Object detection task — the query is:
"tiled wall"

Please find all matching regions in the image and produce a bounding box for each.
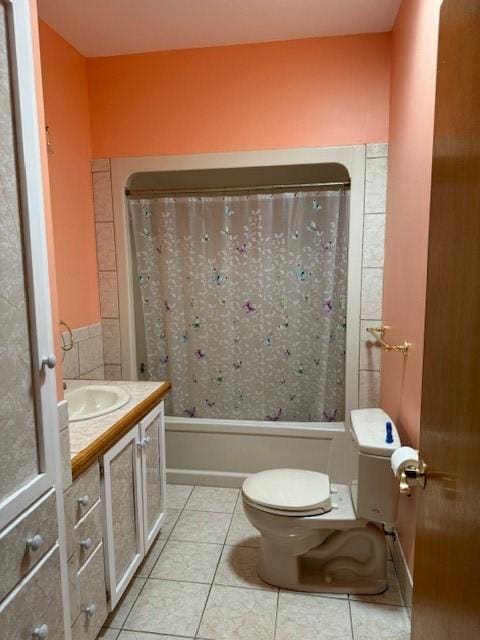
[62,322,105,380]
[92,159,123,380]
[359,143,388,408]
[91,146,388,405]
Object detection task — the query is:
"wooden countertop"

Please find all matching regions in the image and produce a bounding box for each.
[68,380,171,480]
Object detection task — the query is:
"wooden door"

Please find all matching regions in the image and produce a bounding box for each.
[139,402,166,552]
[102,427,144,608]
[411,2,480,638]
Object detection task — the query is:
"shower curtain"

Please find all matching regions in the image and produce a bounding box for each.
[129,190,348,422]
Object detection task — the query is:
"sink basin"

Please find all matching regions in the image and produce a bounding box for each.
[65,385,131,422]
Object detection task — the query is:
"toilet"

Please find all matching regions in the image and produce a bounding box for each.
[242,408,400,594]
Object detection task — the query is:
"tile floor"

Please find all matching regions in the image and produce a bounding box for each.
[99,484,411,640]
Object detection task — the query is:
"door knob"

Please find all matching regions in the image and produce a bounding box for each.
[399,459,427,496]
[77,495,90,507]
[32,624,48,639]
[80,537,92,550]
[41,355,56,369]
[26,534,44,551]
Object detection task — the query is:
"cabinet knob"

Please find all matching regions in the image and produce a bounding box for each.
[85,604,96,618]
[32,624,48,639]
[80,537,92,550]
[137,435,151,448]
[77,495,90,507]
[41,355,56,370]
[26,534,44,552]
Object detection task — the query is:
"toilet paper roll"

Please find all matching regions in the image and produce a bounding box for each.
[391,446,419,478]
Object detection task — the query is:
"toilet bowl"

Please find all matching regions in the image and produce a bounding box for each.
[242,408,400,594]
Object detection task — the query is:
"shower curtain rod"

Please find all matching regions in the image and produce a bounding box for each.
[125,181,350,198]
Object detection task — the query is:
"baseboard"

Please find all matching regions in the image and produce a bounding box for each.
[388,531,413,610]
[167,468,248,488]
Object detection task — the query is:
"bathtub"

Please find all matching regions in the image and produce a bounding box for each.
[165,417,352,488]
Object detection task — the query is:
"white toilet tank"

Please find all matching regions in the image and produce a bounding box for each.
[350,409,400,525]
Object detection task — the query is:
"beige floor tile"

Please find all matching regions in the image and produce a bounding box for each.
[350,601,411,640]
[124,579,209,637]
[214,545,276,591]
[166,483,193,509]
[185,486,239,513]
[226,512,260,547]
[350,562,404,606]
[105,578,146,629]
[135,536,167,578]
[150,540,222,583]
[235,493,245,513]
[159,509,181,539]
[119,632,192,640]
[198,585,277,640]
[276,592,352,640]
[170,510,232,544]
[97,630,120,640]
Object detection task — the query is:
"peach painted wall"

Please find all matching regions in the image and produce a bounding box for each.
[381,0,442,573]
[39,20,100,330]
[30,2,63,397]
[87,33,391,159]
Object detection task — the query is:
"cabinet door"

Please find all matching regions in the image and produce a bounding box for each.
[0,0,58,529]
[102,427,143,608]
[139,402,166,552]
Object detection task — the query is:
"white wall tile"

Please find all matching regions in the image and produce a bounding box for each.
[91,158,110,172]
[363,214,386,268]
[366,143,388,158]
[63,342,80,379]
[360,320,382,371]
[78,334,104,375]
[102,318,121,364]
[80,365,105,380]
[96,222,116,270]
[359,370,381,408]
[365,157,388,213]
[99,271,119,318]
[361,268,383,319]
[104,364,122,380]
[93,171,113,221]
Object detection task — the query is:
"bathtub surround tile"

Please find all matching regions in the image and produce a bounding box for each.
[275,592,352,640]
[171,510,232,544]
[359,370,381,409]
[80,365,105,380]
[361,268,383,319]
[350,601,411,640]
[199,584,277,640]
[105,577,146,629]
[226,512,261,547]
[68,322,102,343]
[159,508,181,539]
[63,342,80,379]
[366,143,388,158]
[350,562,403,607]
[136,536,167,578]
[124,579,209,637]
[359,320,382,371]
[93,170,114,221]
[91,158,110,173]
[166,483,194,509]
[99,271,119,318]
[185,485,239,513]
[78,333,104,376]
[365,157,388,213]
[103,318,121,365]
[151,540,222,583]
[105,364,122,380]
[214,545,276,591]
[96,222,117,271]
[362,214,386,268]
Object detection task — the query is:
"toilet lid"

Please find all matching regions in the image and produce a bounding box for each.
[242,469,332,513]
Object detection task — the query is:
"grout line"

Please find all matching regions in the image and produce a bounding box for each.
[348,598,355,640]
[273,589,280,640]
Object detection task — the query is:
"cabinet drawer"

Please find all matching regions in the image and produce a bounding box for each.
[75,499,102,569]
[77,541,107,640]
[0,489,58,602]
[0,546,64,639]
[73,462,101,523]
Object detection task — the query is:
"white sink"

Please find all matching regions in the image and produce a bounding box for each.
[65,385,131,422]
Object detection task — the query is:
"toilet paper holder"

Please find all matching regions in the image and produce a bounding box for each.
[399,460,427,496]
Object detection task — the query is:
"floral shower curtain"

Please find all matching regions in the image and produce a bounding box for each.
[129,190,348,422]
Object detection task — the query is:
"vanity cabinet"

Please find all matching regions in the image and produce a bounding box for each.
[102,402,166,608]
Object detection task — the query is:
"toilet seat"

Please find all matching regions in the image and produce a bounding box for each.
[242,468,332,516]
